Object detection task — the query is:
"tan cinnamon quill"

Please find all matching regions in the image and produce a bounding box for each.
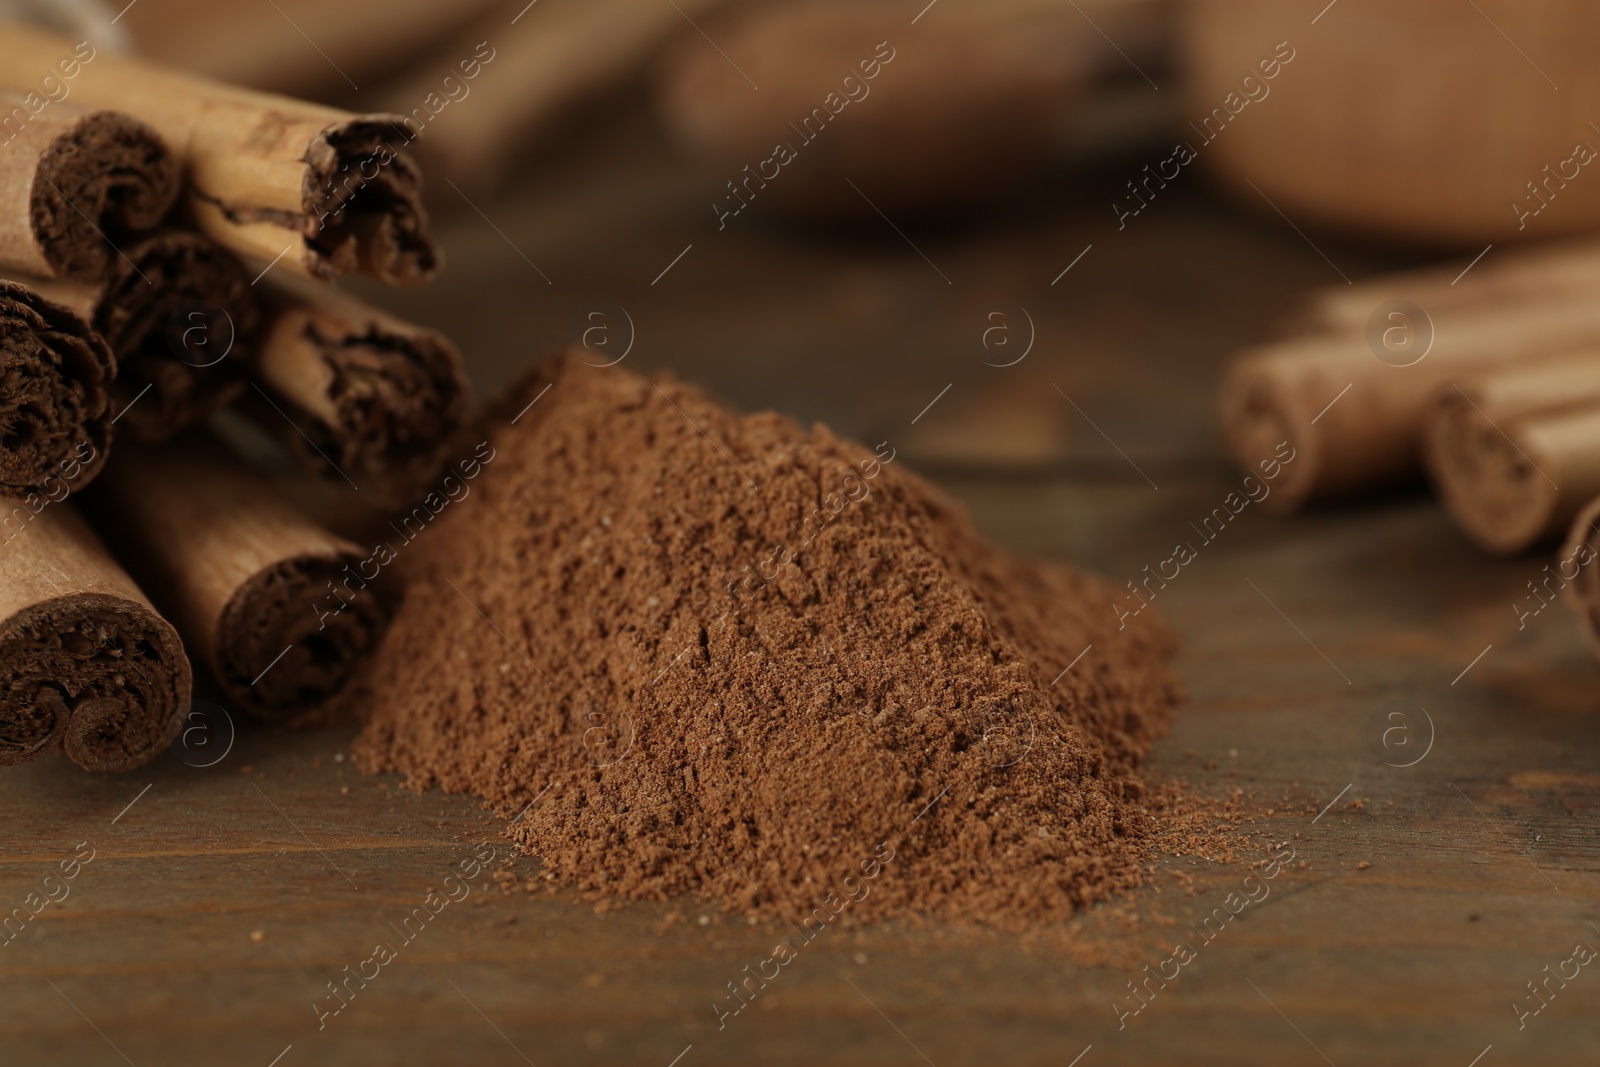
[0,279,112,498]
[1218,299,1600,512]
[0,24,438,287]
[247,277,466,497]
[0,504,190,771]
[1300,241,1600,335]
[15,232,260,441]
[1563,497,1600,661]
[81,435,395,720]
[1424,353,1600,554]
[0,96,179,281]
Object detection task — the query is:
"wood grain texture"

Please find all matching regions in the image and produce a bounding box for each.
[3,93,1597,1065]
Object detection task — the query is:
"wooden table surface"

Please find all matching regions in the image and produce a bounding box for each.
[5,103,1599,1067]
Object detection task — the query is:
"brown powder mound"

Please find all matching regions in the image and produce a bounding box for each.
[351,352,1182,927]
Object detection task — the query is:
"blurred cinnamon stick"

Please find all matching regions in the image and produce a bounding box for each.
[1218,300,1600,512]
[0,503,190,771]
[0,24,438,286]
[1563,498,1600,659]
[381,0,730,189]
[0,95,178,281]
[81,435,395,720]
[121,0,503,98]
[1300,241,1600,334]
[654,0,1155,218]
[15,232,259,441]
[1423,353,1600,554]
[0,279,112,498]
[247,276,466,497]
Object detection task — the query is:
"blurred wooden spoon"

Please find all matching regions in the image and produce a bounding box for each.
[1184,0,1600,245]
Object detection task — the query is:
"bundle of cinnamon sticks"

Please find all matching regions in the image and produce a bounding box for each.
[1216,238,1600,661]
[0,26,470,771]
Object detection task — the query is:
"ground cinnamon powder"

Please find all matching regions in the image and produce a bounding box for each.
[351,352,1182,926]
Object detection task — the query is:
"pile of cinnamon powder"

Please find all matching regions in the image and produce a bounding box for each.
[351,352,1182,926]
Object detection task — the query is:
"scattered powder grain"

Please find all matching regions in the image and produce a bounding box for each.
[350,352,1183,927]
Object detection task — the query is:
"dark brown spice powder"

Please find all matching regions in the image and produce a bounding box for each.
[351,352,1183,927]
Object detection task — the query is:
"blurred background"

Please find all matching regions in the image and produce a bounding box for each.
[23,0,1584,475]
[8,1,1600,1064]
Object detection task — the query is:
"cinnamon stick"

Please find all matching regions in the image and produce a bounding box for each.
[653,0,1153,218]
[1562,497,1600,660]
[16,231,260,441]
[1217,299,1600,512]
[124,0,502,99]
[0,503,191,771]
[1423,353,1600,554]
[0,24,438,287]
[1300,240,1600,334]
[0,279,112,498]
[246,277,467,496]
[81,435,395,720]
[0,96,179,281]
[381,0,730,188]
